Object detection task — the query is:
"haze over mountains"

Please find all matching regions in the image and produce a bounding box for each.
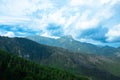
[26,35,120,56]
[0,36,120,80]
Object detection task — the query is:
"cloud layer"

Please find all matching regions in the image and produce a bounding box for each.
[0,0,120,46]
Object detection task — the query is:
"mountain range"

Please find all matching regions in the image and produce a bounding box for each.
[26,35,120,56]
[0,36,120,80]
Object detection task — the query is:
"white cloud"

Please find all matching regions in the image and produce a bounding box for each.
[4,32,15,37]
[0,31,15,37]
[79,38,104,45]
[70,0,118,7]
[100,0,111,4]
[0,0,31,16]
[0,16,30,24]
[41,32,59,39]
[106,24,120,42]
[70,0,94,7]
[0,0,120,44]
[75,17,99,30]
[0,0,54,19]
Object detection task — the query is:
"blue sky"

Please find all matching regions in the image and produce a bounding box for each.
[0,0,120,47]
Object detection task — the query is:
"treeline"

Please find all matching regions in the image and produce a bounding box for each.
[0,49,90,80]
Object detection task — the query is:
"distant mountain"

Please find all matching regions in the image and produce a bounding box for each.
[26,35,119,56]
[116,47,120,57]
[0,49,89,80]
[0,36,120,80]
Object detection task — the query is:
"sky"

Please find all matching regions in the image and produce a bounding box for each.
[0,0,120,47]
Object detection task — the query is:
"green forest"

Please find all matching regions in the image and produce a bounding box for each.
[0,49,90,80]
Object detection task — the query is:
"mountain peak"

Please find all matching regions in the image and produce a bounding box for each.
[60,35,73,40]
[57,35,74,43]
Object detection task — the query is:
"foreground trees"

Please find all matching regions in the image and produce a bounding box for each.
[0,50,89,80]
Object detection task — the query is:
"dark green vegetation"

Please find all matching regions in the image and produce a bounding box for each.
[26,35,120,56]
[0,36,120,80]
[0,49,89,80]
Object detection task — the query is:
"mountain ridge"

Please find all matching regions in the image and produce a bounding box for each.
[0,36,120,80]
[26,35,119,56]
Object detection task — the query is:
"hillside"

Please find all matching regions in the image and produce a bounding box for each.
[0,36,120,80]
[0,49,89,80]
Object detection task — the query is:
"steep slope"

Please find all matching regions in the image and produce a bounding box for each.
[0,49,89,80]
[0,36,120,80]
[40,52,120,80]
[26,35,119,56]
[0,36,56,61]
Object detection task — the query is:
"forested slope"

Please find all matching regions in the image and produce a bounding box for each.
[0,49,89,80]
